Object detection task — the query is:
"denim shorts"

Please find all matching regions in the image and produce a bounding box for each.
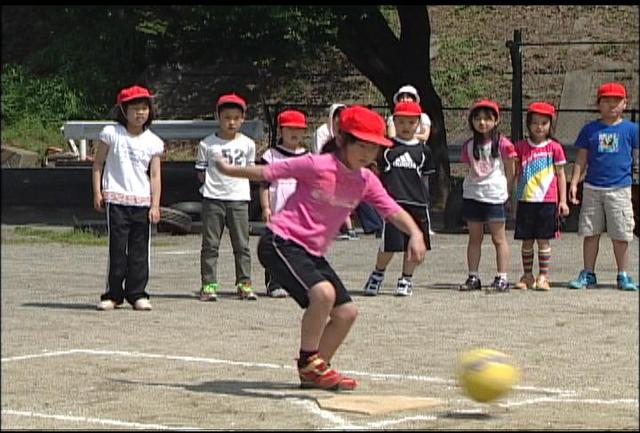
[462,198,507,223]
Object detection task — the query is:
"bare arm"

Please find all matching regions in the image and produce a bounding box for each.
[386,116,396,138]
[148,154,161,224]
[555,165,570,217]
[91,141,109,212]
[504,156,516,193]
[414,124,431,142]
[569,148,588,204]
[215,156,266,181]
[259,184,272,222]
[633,148,639,182]
[385,209,426,264]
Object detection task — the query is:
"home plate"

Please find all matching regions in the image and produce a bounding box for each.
[317,394,444,415]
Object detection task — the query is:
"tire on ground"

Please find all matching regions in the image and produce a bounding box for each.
[169,201,202,222]
[158,207,192,234]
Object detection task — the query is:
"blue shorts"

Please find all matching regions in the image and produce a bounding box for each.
[462,198,507,223]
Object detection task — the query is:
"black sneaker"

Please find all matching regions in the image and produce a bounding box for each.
[460,275,481,291]
[488,276,510,292]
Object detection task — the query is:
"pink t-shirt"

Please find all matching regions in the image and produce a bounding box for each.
[514,138,566,203]
[264,153,402,256]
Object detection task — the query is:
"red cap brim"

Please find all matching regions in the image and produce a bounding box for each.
[350,130,393,147]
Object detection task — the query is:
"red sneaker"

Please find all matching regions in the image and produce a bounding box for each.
[297,354,357,391]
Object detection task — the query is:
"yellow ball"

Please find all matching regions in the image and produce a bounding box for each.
[457,348,520,403]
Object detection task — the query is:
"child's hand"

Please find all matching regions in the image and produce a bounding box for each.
[568,184,580,205]
[406,234,426,264]
[558,202,570,217]
[149,206,161,224]
[213,151,231,174]
[262,208,272,223]
[93,192,104,212]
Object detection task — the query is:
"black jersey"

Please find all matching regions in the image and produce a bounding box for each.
[378,138,435,206]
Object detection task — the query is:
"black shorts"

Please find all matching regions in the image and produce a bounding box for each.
[514,201,559,240]
[380,204,431,253]
[257,229,352,309]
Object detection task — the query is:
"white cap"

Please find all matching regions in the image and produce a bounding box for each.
[393,85,420,104]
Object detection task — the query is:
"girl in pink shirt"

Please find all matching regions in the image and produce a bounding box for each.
[216,105,426,391]
[512,102,569,291]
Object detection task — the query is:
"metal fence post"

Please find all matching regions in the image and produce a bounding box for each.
[507,29,523,142]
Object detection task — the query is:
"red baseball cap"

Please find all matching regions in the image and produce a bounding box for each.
[117,85,153,104]
[528,101,556,117]
[216,93,247,112]
[597,82,626,99]
[393,101,422,117]
[277,109,307,128]
[470,99,500,118]
[339,105,392,147]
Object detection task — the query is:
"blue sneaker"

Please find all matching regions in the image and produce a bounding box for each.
[617,273,639,291]
[568,270,597,289]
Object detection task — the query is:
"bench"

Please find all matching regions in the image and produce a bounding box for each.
[59,119,265,161]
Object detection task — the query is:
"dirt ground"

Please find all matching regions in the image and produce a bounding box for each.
[1,224,638,430]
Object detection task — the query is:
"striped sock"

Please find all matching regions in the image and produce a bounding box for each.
[538,248,551,275]
[521,248,534,275]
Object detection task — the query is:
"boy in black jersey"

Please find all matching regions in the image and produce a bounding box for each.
[363,101,434,297]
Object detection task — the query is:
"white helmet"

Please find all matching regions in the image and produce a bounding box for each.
[393,85,421,104]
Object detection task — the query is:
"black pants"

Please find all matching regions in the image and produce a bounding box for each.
[101,204,151,305]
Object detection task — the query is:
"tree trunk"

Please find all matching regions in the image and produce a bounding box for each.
[334,6,450,209]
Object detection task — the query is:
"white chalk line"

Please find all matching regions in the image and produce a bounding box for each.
[2,409,201,430]
[1,349,564,394]
[154,250,199,255]
[2,348,638,430]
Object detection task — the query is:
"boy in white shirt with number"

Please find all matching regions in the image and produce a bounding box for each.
[195,93,257,301]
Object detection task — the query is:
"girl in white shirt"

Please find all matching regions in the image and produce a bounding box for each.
[459,99,516,292]
[92,85,164,311]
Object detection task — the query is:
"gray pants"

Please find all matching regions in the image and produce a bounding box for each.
[200,198,252,286]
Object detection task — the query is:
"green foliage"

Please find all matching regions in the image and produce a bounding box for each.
[1,63,87,157]
[432,37,492,107]
[1,64,88,127]
[0,117,66,158]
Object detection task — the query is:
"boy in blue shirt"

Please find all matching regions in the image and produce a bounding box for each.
[568,82,639,291]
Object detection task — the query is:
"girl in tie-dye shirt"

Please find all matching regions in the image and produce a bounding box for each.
[512,102,570,291]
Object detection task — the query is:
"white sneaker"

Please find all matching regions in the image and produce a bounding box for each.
[394,278,413,297]
[96,299,116,311]
[269,288,289,298]
[363,272,384,296]
[133,298,152,311]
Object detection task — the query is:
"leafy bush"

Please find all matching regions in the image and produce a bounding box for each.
[1,64,88,127]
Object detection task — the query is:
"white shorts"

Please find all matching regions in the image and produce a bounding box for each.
[578,186,635,241]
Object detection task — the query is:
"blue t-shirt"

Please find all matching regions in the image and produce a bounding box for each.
[574,119,639,188]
